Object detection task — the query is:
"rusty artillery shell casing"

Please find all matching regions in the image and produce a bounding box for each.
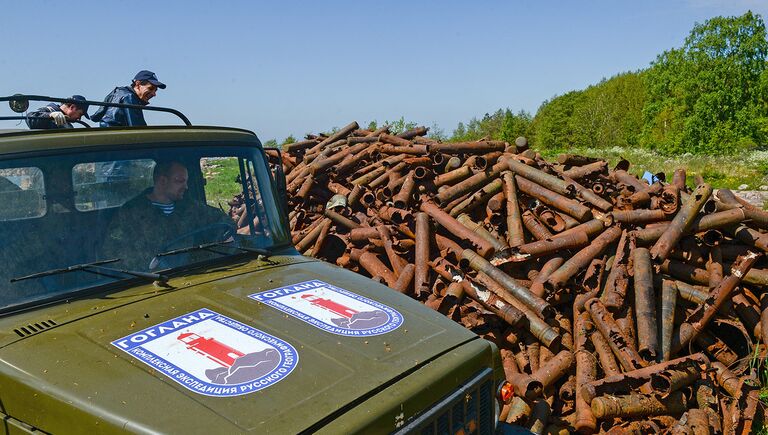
[532,350,574,391]
[562,160,607,180]
[610,209,667,225]
[420,201,495,258]
[660,279,677,362]
[694,330,739,367]
[633,207,746,245]
[434,164,472,188]
[632,247,659,361]
[349,248,397,287]
[522,210,554,241]
[591,390,687,420]
[434,161,506,206]
[574,311,597,434]
[585,298,646,372]
[471,272,561,349]
[456,214,508,253]
[672,251,761,354]
[459,279,525,328]
[580,353,708,404]
[515,175,593,222]
[391,264,415,293]
[495,231,589,265]
[553,218,608,241]
[600,230,630,311]
[650,183,713,262]
[648,363,703,397]
[462,249,553,319]
[590,324,621,377]
[295,217,330,252]
[545,226,622,293]
[503,172,526,247]
[324,209,361,230]
[392,171,416,209]
[414,212,430,294]
[529,257,565,299]
[510,350,573,400]
[449,178,504,217]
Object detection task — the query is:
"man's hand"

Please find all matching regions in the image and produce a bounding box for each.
[49,111,67,127]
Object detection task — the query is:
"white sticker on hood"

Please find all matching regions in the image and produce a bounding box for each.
[249,279,403,336]
[112,308,298,397]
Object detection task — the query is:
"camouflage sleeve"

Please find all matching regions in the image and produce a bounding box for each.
[201,203,235,227]
[102,207,152,270]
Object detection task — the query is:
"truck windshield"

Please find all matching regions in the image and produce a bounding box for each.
[0,143,287,311]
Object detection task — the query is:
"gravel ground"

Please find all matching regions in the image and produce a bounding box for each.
[731,190,768,208]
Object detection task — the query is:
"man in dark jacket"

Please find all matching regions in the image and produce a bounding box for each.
[102,160,233,270]
[90,70,166,127]
[25,95,90,129]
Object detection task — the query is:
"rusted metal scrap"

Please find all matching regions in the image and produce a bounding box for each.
[273,124,768,430]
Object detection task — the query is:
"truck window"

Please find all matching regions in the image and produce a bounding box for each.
[72,160,155,211]
[0,167,45,221]
[202,156,270,238]
[1,144,285,311]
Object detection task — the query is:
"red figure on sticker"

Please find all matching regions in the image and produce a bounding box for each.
[301,294,358,319]
[177,332,245,367]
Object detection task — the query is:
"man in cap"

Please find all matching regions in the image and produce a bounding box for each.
[90,70,166,127]
[25,95,90,129]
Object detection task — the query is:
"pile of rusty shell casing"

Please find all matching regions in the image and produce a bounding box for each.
[276,125,768,431]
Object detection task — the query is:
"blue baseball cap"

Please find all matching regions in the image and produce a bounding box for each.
[69,95,90,119]
[133,70,166,89]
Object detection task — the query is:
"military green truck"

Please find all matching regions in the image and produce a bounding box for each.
[0,96,509,434]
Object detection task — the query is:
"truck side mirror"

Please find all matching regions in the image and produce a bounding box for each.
[9,95,29,113]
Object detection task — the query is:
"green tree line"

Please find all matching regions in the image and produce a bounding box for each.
[449,11,768,155]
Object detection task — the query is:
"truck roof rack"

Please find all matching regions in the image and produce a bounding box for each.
[0,94,192,127]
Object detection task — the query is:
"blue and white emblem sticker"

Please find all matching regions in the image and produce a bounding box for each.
[112,308,298,397]
[249,279,404,336]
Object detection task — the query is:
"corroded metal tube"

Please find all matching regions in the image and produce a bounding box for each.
[574,311,597,434]
[522,210,554,241]
[414,212,430,294]
[585,298,645,372]
[420,201,495,258]
[463,249,553,318]
[650,183,713,262]
[545,226,622,292]
[660,279,677,362]
[503,172,526,247]
[515,175,593,222]
[632,247,659,361]
[671,251,761,354]
[591,390,687,420]
[581,353,708,403]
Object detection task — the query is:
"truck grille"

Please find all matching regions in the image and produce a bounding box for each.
[395,368,495,435]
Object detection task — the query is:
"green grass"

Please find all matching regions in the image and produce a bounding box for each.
[202,157,242,208]
[748,345,768,433]
[537,146,768,194]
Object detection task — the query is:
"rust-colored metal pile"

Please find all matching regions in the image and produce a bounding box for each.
[263,121,768,433]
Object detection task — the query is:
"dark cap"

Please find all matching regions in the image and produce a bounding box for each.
[133,70,167,89]
[69,95,90,119]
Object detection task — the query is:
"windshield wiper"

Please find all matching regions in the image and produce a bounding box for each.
[11,258,169,284]
[156,239,273,260]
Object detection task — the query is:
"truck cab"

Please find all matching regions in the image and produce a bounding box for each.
[0,95,505,434]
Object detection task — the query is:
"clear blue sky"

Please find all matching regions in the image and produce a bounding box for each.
[2,1,767,142]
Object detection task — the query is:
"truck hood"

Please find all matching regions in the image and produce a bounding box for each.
[0,257,477,433]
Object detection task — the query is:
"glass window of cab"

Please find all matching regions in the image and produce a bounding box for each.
[0,144,286,311]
